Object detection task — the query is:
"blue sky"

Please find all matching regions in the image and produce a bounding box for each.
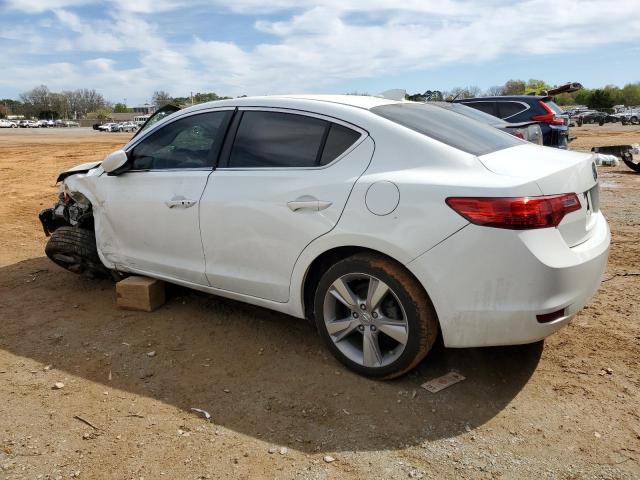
[1,0,639,105]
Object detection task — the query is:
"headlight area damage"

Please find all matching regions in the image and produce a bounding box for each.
[39,187,94,236]
[38,163,111,278]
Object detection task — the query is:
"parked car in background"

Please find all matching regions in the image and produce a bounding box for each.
[98,123,117,132]
[619,110,640,125]
[454,95,569,149]
[36,120,51,128]
[40,95,609,379]
[575,110,617,126]
[0,119,18,128]
[118,122,138,132]
[432,101,543,145]
[19,120,39,128]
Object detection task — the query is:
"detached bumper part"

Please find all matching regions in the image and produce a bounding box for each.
[38,208,55,236]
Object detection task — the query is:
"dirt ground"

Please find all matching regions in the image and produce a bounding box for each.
[0,125,639,479]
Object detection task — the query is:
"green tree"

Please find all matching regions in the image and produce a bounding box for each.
[94,108,113,120]
[554,92,577,106]
[621,83,640,106]
[503,79,526,95]
[587,89,615,109]
[113,103,129,113]
[525,79,550,95]
[573,89,593,106]
[603,85,623,106]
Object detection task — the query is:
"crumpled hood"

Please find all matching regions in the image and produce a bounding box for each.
[56,160,102,183]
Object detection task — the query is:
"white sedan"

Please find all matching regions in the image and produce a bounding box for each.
[0,119,17,128]
[39,95,610,378]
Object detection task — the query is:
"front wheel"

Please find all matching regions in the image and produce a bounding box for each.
[314,253,438,379]
[45,226,110,278]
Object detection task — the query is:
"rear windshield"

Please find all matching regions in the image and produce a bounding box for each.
[371,103,521,156]
[543,99,564,115]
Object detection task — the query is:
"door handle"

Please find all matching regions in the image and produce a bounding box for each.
[166,196,196,209]
[287,195,332,212]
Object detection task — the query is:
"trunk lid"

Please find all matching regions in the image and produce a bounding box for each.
[479,144,599,247]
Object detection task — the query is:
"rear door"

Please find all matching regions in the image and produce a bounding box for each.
[199,108,373,302]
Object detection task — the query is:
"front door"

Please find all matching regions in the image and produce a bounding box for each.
[98,109,232,284]
[200,109,373,302]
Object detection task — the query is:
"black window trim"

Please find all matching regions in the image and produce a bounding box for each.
[216,107,367,171]
[122,107,236,173]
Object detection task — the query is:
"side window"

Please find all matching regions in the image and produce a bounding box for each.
[228,111,328,168]
[463,101,497,116]
[319,124,361,166]
[498,101,527,119]
[130,111,230,170]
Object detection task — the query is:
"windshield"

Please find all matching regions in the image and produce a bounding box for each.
[371,103,521,156]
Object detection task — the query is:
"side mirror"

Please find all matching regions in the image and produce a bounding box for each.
[102,150,129,174]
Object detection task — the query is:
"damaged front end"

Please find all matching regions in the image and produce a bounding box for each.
[39,186,94,236]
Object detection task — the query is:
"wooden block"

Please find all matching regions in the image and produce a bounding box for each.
[116,276,165,312]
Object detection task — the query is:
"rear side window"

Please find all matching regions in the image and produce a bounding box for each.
[228,111,361,168]
[371,103,521,156]
[498,101,527,119]
[229,111,326,168]
[462,101,497,116]
[320,124,361,165]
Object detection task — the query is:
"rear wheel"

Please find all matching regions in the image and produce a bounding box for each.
[45,226,110,278]
[314,253,438,379]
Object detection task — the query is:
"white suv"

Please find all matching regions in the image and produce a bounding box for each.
[39,95,610,378]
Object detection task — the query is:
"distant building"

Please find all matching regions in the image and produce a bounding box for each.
[132,104,156,115]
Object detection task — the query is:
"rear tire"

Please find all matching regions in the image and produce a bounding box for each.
[313,253,438,379]
[45,226,110,278]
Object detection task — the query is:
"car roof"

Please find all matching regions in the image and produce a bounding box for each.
[455,95,551,102]
[182,94,399,114]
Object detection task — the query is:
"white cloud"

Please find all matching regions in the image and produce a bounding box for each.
[1,0,640,103]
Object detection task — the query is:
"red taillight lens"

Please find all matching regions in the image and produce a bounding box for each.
[531,101,565,125]
[446,194,581,230]
[510,130,525,139]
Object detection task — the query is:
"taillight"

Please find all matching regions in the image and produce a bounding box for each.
[510,130,525,139]
[446,194,581,230]
[531,101,565,125]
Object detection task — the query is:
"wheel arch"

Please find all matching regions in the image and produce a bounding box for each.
[300,245,439,328]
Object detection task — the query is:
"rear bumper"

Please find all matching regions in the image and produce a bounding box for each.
[544,124,569,149]
[407,212,610,347]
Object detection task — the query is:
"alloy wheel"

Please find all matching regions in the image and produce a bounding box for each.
[322,273,408,368]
